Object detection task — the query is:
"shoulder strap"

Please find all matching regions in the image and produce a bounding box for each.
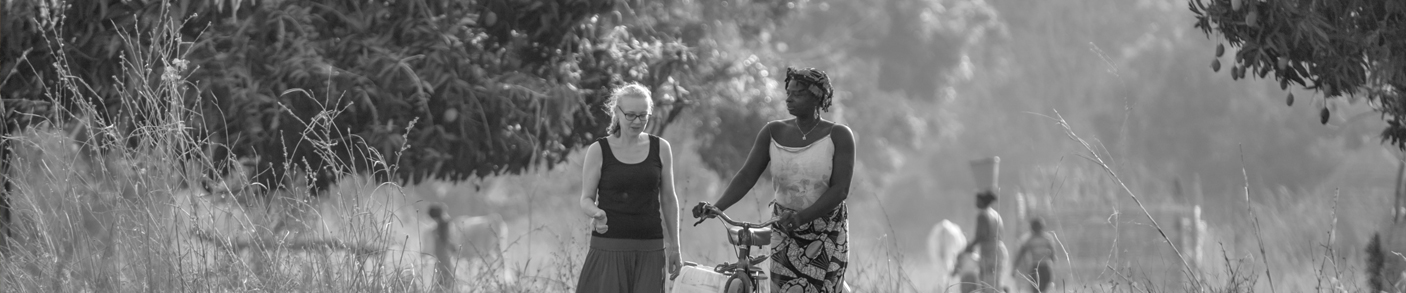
[648,135,660,163]
[598,137,618,165]
[649,135,665,204]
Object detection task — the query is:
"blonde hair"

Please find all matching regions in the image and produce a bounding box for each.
[604,83,653,137]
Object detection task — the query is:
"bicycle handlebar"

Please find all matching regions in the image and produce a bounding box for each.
[693,205,778,229]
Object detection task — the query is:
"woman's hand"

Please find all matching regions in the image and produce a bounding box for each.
[774,211,802,233]
[591,214,609,234]
[587,208,609,233]
[691,202,716,219]
[579,200,609,234]
[585,206,606,219]
[666,246,683,280]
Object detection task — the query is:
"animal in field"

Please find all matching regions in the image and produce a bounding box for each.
[929,219,968,291]
[423,204,510,287]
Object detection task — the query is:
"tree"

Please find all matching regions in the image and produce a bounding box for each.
[1190,0,1406,148]
[1190,1,1406,290]
[2,0,613,190]
[0,0,798,191]
[603,0,799,180]
[0,0,798,246]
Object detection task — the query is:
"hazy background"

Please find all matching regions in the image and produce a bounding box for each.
[4,0,1395,291]
[418,0,1398,290]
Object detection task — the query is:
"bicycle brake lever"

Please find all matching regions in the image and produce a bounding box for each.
[692,217,707,226]
[749,255,768,266]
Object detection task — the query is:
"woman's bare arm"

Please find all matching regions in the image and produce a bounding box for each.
[963,210,992,254]
[578,143,605,218]
[713,122,777,211]
[659,138,682,249]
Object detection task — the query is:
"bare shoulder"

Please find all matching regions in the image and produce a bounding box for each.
[829,123,855,141]
[756,120,787,139]
[765,119,788,131]
[583,141,603,162]
[979,208,1002,220]
[656,136,674,154]
[586,141,602,154]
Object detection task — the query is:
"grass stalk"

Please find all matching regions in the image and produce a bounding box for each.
[1238,145,1276,293]
[1049,110,1202,288]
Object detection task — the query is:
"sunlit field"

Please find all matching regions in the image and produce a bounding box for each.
[2,110,1393,292]
[0,65,1392,292]
[4,0,1405,292]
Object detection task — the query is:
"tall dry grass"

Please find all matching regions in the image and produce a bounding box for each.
[0,3,597,292]
[0,2,1388,293]
[0,4,426,292]
[1023,110,1373,293]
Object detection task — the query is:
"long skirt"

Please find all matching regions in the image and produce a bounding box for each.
[575,237,666,293]
[770,204,849,293]
[977,242,1009,293]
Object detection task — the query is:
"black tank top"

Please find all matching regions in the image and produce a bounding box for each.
[593,135,664,239]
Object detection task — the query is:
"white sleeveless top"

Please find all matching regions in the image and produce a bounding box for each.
[769,135,834,210]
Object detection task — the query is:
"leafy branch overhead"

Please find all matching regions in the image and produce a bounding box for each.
[1190,0,1406,149]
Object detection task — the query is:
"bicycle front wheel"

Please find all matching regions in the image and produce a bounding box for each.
[724,273,754,293]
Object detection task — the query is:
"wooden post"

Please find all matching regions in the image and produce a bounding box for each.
[429,205,455,290]
[1396,159,1404,223]
[1190,205,1203,269]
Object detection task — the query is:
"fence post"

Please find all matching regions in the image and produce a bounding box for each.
[430,205,455,290]
[1395,159,1404,223]
[1191,205,1203,269]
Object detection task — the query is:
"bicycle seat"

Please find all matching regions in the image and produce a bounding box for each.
[727,226,772,246]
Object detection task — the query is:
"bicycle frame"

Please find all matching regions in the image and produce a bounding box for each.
[692,206,779,293]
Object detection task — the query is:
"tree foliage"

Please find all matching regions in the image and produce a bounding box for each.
[598,0,799,181]
[187,0,635,187]
[1191,0,1406,149]
[1,0,794,192]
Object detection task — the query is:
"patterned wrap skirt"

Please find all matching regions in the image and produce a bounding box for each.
[770,203,849,293]
[575,237,666,293]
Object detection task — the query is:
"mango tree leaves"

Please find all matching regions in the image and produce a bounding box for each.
[1191,0,1406,149]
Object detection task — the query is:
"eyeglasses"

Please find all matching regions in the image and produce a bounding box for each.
[617,107,651,121]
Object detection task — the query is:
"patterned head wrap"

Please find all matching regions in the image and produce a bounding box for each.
[784,67,834,112]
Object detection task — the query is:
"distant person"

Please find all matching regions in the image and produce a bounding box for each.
[575,83,683,293]
[959,191,1007,293]
[694,67,855,292]
[929,219,967,290]
[424,204,508,288]
[950,249,981,293]
[1012,217,1055,293]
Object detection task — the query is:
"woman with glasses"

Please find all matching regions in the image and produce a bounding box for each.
[693,67,855,292]
[576,83,683,293]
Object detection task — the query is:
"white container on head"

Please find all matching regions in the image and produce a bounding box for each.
[969,156,1000,193]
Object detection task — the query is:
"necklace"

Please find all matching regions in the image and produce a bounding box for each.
[798,119,821,140]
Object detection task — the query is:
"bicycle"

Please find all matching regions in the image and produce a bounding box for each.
[679,204,781,293]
